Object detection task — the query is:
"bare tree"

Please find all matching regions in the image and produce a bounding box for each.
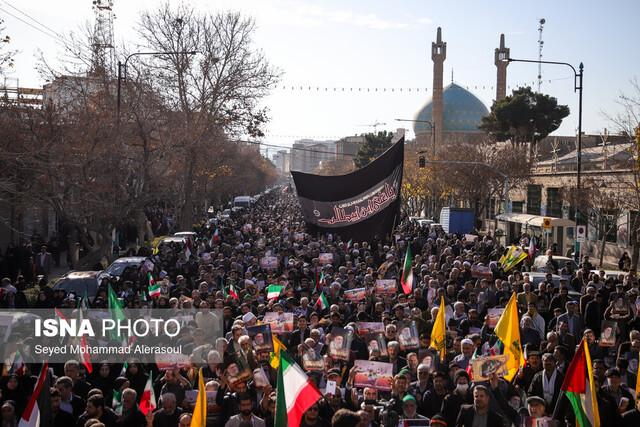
[136,3,280,229]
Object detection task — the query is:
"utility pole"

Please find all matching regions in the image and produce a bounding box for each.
[537,18,545,92]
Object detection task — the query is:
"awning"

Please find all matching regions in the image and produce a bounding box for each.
[495,212,575,227]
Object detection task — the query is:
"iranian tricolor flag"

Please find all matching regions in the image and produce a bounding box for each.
[18,362,48,427]
[267,285,284,300]
[210,228,220,246]
[148,273,161,299]
[139,372,156,415]
[400,245,414,294]
[560,338,600,427]
[275,350,321,427]
[315,292,329,311]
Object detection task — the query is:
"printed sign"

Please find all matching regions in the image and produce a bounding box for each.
[356,322,385,337]
[471,355,508,381]
[397,321,419,351]
[375,279,397,295]
[471,265,493,280]
[345,288,367,303]
[486,308,504,329]
[260,256,278,270]
[319,253,334,265]
[247,324,274,352]
[263,312,294,333]
[365,333,388,357]
[302,347,324,372]
[353,360,394,391]
[599,320,617,347]
[328,327,353,361]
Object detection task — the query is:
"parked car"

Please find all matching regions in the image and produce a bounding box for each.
[99,256,146,281]
[524,272,581,300]
[173,231,197,243]
[590,269,627,281]
[533,255,578,273]
[53,271,102,298]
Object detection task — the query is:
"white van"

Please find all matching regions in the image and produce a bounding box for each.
[233,196,252,209]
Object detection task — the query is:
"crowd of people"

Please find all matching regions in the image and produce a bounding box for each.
[1,188,640,427]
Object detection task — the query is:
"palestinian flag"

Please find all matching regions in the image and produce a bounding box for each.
[18,362,48,427]
[561,338,600,427]
[267,284,284,300]
[315,292,329,311]
[275,350,322,427]
[400,245,414,294]
[148,273,161,298]
[139,372,156,415]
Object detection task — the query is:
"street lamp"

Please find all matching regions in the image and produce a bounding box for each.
[116,50,199,122]
[395,118,436,157]
[502,56,584,224]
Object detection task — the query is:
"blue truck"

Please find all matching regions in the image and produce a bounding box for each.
[439,207,475,235]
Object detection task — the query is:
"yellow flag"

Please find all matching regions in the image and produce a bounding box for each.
[494,293,525,381]
[190,368,206,427]
[270,334,287,369]
[429,296,447,362]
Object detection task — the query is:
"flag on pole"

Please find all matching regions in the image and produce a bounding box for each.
[139,372,156,415]
[527,236,536,259]
[228,283,239,300]
[267,285,284,300]
[6,350,24,376]
[560,338,600,427]
[210,228,220,246]
[274,350,322,427]
[148,273,161,299]
[108,285,126,342]
[18,362,48,427]
[400,245,414,294]
[77,308,93,374]
[429,296,447,362]
[190,368,207,427]
[498,246,528,272]
[315,292,329,311]
[270,334,287,369]
[494,293,525,381]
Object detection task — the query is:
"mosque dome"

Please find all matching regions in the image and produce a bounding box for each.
[414,83,489,134]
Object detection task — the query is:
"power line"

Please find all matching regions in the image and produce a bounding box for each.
[240,140,357,157]
[2,1,62,38]
[0,3,91,67]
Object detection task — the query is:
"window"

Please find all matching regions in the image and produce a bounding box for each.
[546,188,562,218]
[527,185,542,215]
[511,201,524,213]
[599,209,619,243]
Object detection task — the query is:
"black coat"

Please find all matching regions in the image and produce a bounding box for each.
[528,370,564,408]
[455,405,504,427]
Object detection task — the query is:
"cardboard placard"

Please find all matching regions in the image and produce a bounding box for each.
[375,279,397,295]
[599,320,617,347]
[365,332,388,357]
[319,253,334,265]
[263,312,294,333]
[471,355,508,381]
[471,265,493,280]
[397,321,419,351]
[486,308,504,329]
[353,360,394,391]
[345,287,367,303]
[302,348,324,372]
[260,256,278,270]
[356,322,385,337]
[247,324,274,352]
[328,327,353,361]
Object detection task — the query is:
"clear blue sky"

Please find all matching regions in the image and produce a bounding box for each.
[3,0,639,147]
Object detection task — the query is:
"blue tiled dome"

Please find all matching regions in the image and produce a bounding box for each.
[414,83,489,134]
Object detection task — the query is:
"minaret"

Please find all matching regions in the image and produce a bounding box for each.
[431,27,446,153]
[494,33,510,101]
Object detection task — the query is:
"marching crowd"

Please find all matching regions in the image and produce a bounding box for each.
[1,188,640,427]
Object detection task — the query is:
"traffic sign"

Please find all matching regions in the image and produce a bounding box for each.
[576,224,586,242]
[542,217,552,230]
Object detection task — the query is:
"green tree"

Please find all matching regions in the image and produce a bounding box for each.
[480,87,570,145]
[353,131,393,168]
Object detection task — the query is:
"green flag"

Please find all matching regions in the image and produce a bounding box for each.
[107,285,126,342]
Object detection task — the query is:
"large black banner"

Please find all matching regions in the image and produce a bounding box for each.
[291,135,404,243]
